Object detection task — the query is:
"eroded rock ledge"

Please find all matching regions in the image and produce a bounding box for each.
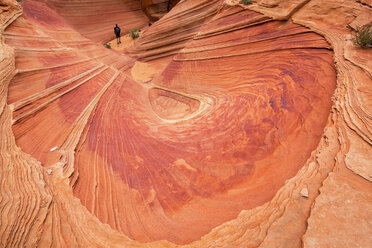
[0,0,371,247]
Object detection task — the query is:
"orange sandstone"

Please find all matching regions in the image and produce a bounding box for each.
[0,0,371,247]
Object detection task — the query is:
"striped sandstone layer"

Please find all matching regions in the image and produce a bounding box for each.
[0,0,371,247]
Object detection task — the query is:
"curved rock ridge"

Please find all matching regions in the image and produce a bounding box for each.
[127,0,223,60]
[0,0,371,247]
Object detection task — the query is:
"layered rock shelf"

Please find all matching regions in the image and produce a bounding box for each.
[0,0,371,247]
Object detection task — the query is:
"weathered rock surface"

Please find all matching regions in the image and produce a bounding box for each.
[0,0,371,247]
[140,0,181,21]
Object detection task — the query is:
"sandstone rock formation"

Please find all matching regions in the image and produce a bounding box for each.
[140,0,181,21]
[0,0,371,247]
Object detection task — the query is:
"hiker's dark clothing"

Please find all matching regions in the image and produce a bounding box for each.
[114,26,121,38]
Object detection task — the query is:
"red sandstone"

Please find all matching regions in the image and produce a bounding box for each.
[0,0,371,247]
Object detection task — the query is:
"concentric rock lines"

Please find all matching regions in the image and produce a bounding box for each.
[0,0,371,247]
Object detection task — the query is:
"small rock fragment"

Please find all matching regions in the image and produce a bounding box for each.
[50,146,58,152]
[300,187,309,198]
[46,169,53,175]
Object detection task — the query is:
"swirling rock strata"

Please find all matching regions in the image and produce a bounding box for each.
[0,0,371,247]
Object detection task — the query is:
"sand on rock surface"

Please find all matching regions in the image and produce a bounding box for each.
[0,0,371,247]
[108,35,136,51]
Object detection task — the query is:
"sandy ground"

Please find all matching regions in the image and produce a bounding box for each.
[130,56,174,84]
[107,34,172,84]
[130,61,158,83]
[106,32,168,84]
[107,35,135,51]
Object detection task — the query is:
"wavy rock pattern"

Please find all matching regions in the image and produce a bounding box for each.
[0,0,371,247]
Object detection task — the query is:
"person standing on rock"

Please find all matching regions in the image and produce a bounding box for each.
[114,24,121,44]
